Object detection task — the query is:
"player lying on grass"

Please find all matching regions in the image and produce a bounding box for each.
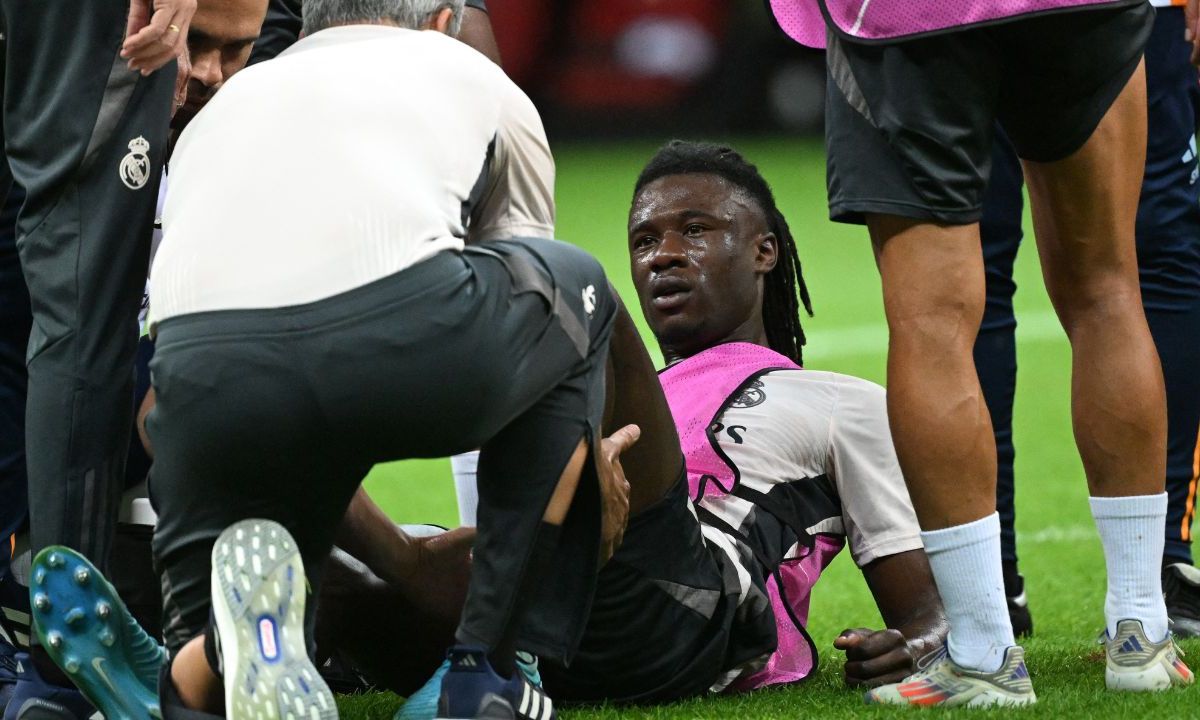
[286,139,952,715]
[22,136,948,719]
[327,138,949,716]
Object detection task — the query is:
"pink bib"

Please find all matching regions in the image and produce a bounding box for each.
[769,0,1133,48]
[659,342,844,689]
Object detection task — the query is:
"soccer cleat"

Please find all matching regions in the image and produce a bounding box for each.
[398,652,541,720]
[28,547,164,720]
[1102,618,1193,691]
[210,519,336,720]
[1163,563,1200,639]
[864,646,1036,708]
[1002,566,1033,639]
[1,653,95,720]
[436,647,554,720]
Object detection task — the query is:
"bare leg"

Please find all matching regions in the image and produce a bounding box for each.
[1023,61,1172,646]
[604,299,685,515]
[866,217,995,529]
[1022,60,1165,499]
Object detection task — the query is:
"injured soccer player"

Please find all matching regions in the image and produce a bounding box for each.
[340,139,948,714]
[285,140,950,716]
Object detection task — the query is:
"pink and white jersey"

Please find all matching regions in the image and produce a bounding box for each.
[660,343,922,691]
[769,0,1142,48]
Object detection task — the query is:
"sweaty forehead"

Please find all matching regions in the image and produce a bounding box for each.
[630,173,760,229]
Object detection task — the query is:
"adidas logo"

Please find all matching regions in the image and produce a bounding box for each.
[1119,635,1144,654]
[518,681,553,720]
[456,654,479,668]
[1184,137,1198,185]
[1009,663,1029,680]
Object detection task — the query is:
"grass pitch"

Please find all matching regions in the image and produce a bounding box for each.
[348,137,1200,719]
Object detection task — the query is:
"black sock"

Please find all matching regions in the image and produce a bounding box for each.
[30,644,76,689]
[203,612,223,678]
[488,521,562,678]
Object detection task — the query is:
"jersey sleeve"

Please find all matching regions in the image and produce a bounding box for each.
[827,375,923,567]
[468,82,556,242]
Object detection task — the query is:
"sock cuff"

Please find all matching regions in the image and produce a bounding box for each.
[1089,492,1168,519]
[920,512,1000,555]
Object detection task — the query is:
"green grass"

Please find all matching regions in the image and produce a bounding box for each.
[348,137,1198,718]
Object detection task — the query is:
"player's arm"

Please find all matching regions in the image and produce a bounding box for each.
[467,82,555,244]
[835,551,947,687]
[826,374,948,686]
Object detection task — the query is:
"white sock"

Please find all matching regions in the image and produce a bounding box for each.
[451,450,480,527]
[921,513,1016,672]
[1089,492,1169,640]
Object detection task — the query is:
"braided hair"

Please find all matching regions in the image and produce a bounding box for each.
[633,140,813,365]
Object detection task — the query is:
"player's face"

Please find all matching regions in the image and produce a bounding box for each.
[629,174,771,359]
[172,0,268,129]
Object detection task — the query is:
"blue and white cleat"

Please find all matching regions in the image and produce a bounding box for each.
[210,519,336,720]
[27,547,163,720]
[436,647,553,720]
[398,652,540,720]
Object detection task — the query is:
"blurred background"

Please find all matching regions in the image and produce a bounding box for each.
[486,0,827,138]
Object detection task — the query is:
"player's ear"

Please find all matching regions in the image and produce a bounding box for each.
[754,232,778,275]
[426,7,455,35]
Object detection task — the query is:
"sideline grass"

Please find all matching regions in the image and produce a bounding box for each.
[348,137,1198,719]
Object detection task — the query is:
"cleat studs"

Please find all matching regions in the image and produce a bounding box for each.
[98,629,115,647]
[34,568,45,584]
[95,601,111,619]
[34,594,51,612]
[74,567,89,585]
[46,553,63,568]
[64,657,79,674]
[64,608,85,626]
[47,631,63,649]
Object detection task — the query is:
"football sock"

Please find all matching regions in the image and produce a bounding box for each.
[451,450,480,527]
[488,521,561,678]
[1089,492,1169,640]
[921,512,1015,673]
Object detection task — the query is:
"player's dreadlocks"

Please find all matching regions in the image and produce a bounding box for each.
[633,140,813,365]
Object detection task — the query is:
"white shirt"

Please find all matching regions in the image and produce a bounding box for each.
[698,369,923,606]
[150,25,555,324]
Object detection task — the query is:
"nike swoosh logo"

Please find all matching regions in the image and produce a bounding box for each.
[93,656,121,696]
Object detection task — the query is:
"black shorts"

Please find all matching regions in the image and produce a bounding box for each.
[826,1,1154,225]
[148,238,616,658]
[539,476,776,705]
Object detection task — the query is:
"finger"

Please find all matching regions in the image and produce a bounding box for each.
[126,0,152,44]
[124,9,173,55]
[833,628,871,650]
[604,424,641,456]
[844,629,906,662]
[844,649,914,684]
[130,47,178,75]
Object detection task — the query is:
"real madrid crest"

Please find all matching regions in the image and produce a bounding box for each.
[119,136,151,190]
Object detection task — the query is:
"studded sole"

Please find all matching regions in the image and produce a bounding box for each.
[211,519,337,720]
[29,547,164,720]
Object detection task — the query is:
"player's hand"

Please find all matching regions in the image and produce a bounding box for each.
[172,46,193,115]
[834,628,925,687]
[1188,0,1200,66]
[597,424,639,565]
[124,0,197,75]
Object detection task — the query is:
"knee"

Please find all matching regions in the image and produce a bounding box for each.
[884,282,985,355]
[1044,268,1143,336]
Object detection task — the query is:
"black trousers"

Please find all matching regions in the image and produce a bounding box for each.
[0,0,173,568]
[148,240,615,664]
